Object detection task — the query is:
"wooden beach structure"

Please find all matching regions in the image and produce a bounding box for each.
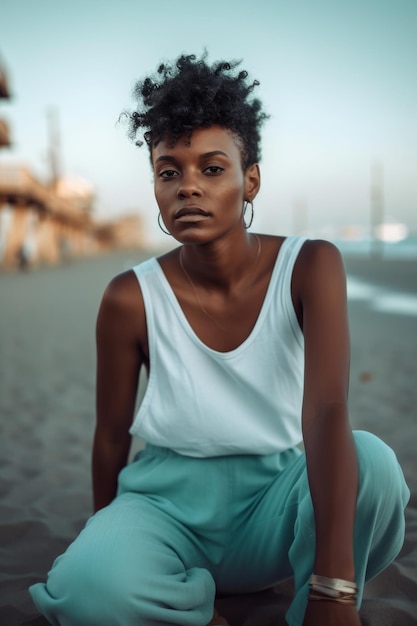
[0,165,145,270]
[0,165,94,268]
[0,59,144,270]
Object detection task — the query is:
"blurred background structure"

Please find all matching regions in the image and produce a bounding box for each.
[0,48,144,271]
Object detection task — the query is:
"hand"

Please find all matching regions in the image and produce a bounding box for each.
[303,600,361,625]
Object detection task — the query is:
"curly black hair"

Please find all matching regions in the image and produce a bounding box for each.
[126,52,269,170]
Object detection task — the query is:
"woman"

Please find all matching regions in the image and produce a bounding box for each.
[30,53,409,626]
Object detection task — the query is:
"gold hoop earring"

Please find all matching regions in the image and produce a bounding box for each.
[158,212,171,236]
[243,201,254,229]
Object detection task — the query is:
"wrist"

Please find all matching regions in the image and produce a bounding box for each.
[314,553,355,582]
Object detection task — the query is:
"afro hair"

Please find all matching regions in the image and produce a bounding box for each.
[125,52,269,169]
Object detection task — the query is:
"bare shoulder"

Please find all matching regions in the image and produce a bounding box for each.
[296,239,345,284]
[298,238,344,266]
[101,269,143,312]
[292,239,347,309]
[97,269,146,344]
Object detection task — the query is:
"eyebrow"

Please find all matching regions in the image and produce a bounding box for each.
[199,150,229,159]
[155,150,229,164]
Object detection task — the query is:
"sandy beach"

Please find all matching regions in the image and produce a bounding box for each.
[1,247,416,626]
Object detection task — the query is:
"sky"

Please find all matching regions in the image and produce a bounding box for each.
[1,0,416,243]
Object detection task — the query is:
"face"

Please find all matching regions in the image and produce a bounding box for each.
[151,125,260,243]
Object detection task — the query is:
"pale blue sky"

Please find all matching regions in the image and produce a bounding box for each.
[1,0,416,242]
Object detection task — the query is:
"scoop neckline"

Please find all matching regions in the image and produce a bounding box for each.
[153,236,292,357]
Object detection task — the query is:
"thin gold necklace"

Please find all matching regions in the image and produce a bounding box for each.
[179,234,261,332]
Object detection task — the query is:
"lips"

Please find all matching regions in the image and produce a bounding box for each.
[174,206,209,219]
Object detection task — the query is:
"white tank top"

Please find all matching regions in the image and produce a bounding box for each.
[130,236,307,457]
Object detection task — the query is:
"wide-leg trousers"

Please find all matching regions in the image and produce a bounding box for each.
[29,431,410,626]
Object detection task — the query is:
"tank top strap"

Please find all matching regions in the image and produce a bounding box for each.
[275,235,308,289]
[269,236,307,343]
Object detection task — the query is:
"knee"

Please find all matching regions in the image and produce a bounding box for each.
[353,431,410,557]
[39,550,144,626]
[36,549,215,626]
[31,538,152,625]
[353,430,409,505]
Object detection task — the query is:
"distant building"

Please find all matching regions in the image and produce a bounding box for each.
[92,214,145,251]
[375,221,409,243]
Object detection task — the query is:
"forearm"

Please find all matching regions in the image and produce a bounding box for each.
[92,428,131,513]
[303,404,358,580]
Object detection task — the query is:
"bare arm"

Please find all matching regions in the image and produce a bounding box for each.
[294,241,360,624]
[92,270,146,512]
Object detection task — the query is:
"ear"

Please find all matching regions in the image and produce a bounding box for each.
[244,163,261,202]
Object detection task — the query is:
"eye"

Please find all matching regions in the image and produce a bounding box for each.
[158,169,179,179]
[204,165,224,175]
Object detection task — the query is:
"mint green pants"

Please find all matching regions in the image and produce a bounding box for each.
[29,431,409,626]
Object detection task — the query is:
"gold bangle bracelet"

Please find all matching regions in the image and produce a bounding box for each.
[309,574,358,593]
[308,589,357,605]
[308,574,358,605]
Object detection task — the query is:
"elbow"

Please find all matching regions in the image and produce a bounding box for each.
[302,400,350,440]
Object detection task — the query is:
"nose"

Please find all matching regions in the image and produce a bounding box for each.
[177,172,202,199]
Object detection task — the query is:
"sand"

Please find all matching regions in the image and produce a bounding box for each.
[1,248,416,626]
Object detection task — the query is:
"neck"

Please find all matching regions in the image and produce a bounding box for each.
[180,232,261,292]
[180,232,261,290]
